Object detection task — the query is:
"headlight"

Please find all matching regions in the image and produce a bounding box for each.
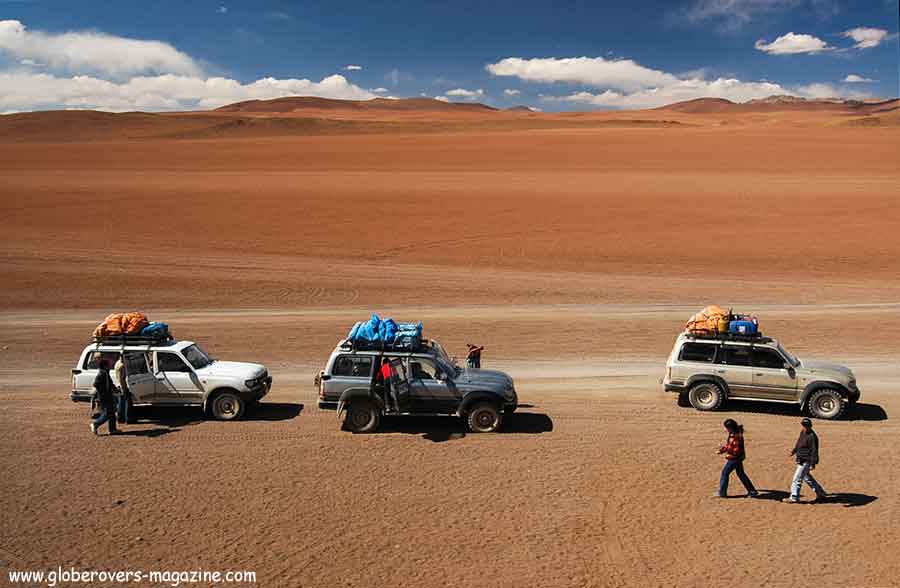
[245,377,260,387]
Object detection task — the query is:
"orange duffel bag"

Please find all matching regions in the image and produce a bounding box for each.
[93,312,150,338]
[685,305,730,336]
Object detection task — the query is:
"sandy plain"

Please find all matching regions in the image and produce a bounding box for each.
[1,101,899,587]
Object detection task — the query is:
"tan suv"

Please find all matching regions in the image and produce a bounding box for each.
[663,332,860,419]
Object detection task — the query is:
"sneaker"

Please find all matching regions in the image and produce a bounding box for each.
[782,496,800,504]
[747,491,759,498]
[712,493,726,498]
[90,423,98,435]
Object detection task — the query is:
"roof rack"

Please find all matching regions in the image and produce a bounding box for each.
[684,331,773,344]
[338,338,429,353]
[92,334,175,346]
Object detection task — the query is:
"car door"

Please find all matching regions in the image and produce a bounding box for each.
[123,351,156,404]
[389,358,412,413]
[752,346,798,401]
[154,351,203,404]
[407,357,455,413]
[716,344,754,396]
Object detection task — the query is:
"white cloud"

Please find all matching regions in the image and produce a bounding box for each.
[0,20,202,78]
[267,11,292,21]
[683,0,799,28]
[434,95,449,102]
[487,57,677,93]
[842,27,889,49]
[344,64,362,71]
[843,74,876,83]
[542,77,792,109]
[370,87,389,93]
[445,87,485,99]
[794,82,872,100]
[754,32,830,54]
[503,88,521,96]
[0,72,375,112]
[217,6,228,14]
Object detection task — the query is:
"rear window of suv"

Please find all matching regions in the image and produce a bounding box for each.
[679,343,717,363]
[84,351,120,369]
[332,355,374,377]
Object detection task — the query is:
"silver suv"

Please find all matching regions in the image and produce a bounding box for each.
[317,339,517,433]
[663,332,860,419]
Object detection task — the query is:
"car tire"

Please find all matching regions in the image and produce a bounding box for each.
[807,388,845,420]
[467,402,502,433]
[688,382,724,411]
[344,398,381,433]
[209,390,245,421]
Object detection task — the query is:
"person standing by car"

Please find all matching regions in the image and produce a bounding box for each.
[372,357,396,410]
[113,355,131,425]
[715,419,759,498]
[466,344,484,369]
[783,418,827,503]
[91,358,117,435]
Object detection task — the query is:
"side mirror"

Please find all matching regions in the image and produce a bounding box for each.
[786,365,796,378]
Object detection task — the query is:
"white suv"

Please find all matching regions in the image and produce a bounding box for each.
[71,339,272,420]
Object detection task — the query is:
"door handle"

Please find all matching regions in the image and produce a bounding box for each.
[755,373,764,376]
[714,369,726,374]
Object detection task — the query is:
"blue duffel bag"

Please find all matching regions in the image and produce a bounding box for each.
[141,322,170,340]
[729,320,758,335]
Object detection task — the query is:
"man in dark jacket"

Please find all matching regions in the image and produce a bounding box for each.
[91,358,118,435]
[783,417,826,503]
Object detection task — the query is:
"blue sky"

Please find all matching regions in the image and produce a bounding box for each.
[0,0,897,112]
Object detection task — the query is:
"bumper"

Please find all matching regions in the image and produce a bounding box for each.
[664,382,687,393]
[318,400,338,410]
[244,376,272,402]
[71,390,92,402]
[504,400,518,414]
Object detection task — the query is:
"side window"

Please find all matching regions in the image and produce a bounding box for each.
[84,351,120,369]
[719,345,751,366]
[332,355,374,377]
[123,352,150,375]
[754,347,786,369]
[679,343,717,363]
[157,352,191,373]
[409,359,438,380]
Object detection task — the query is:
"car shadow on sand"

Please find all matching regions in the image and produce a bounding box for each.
[376,412,554,443]
[753,489,877,507]
[678,394,887,421]
[129,402,304,428]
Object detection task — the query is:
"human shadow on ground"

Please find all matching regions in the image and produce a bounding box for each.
[677,394,887,421]
[748,489,876,507]
[129,402,303,427]
[376,412,554,443]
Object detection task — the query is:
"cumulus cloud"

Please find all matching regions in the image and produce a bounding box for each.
[0,72,375,112]
[344,64,362,71]
[445,88,485,99]
[793,82,872,100]
[754,32,830,54]
[370,87,389,93]
[434,95,449,102]
[542,77,792,109]
[842,27,889,49]
[487,57,677,93]
[843,74,876,83]
[0,20,202,78]
[503,88,521,96]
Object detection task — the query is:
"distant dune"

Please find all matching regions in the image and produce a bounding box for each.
[0,95,896,142]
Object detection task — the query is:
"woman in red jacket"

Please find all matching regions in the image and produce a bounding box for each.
[716,419,759,498]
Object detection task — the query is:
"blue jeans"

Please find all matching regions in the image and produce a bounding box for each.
[719,459,756,496]
[93,403,117,433]
[790,462,825,499]
[117,393,131,423]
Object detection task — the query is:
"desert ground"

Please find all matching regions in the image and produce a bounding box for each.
[1,99,899,587]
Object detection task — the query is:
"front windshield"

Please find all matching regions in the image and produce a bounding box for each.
[182,344,213,369]
[435,355,458,377]
[777,343,800,367]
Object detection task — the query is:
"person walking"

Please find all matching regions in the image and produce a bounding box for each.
[466,344,484,369]
[715,419,759,498]
[113,355,132,425]
[91,358,117,435]
[783,417,828,504]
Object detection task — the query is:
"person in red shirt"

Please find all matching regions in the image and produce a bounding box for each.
[373,357,396,410]
[716,419,759,498]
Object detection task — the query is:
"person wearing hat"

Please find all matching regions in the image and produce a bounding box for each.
[90,357,118,435]
[783,417,827,503]
[715,418,759,498]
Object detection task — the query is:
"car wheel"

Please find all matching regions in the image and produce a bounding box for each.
[344,398,381,433]
[467,402,502,433]
[210,390,245,421]
[807,388,845,420]
[688,382,724,411]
